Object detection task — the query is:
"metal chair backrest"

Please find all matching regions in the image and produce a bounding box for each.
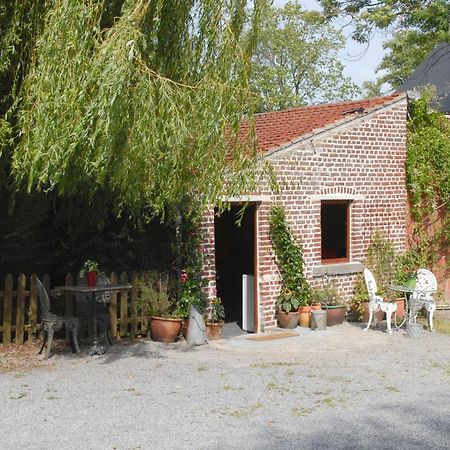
[363,268,378,300]
[414,268,437,299]
[36,277,51,318]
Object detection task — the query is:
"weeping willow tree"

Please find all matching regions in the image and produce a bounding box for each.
[7,0,264,223]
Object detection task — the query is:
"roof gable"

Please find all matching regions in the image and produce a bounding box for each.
[397,42,450,113]
[241,95,400,153]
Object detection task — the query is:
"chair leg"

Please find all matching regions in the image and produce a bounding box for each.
[364,308,374,332]
[72,325,81,354]
[44,328,55,360]
[385,310,393,334]
[428,305,436,332]
[38,329,47,355]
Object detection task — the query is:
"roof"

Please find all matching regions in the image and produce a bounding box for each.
[241,94,401,153]
[397,42,450,113]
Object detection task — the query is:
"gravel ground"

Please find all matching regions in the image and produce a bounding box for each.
[1,321,450,450]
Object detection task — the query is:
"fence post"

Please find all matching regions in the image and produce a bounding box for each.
[109,272,118,338]
[3,274,13,344]
[130,272,138,338]
[29,275,38,342]
[120,272,128,338]
[15,274,26,345]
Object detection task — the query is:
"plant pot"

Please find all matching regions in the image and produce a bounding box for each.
[149,316,182,343]
[362,302,384,324]
[299,306,311,327]
[87,271,97,287]
[277,310,300,329]
[322,305,346,326]
[181,318,189,339]
[393,298,405,320]
[205,320,224,340]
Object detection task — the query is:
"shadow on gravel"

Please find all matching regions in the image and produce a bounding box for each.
[98,338,205,364]
[255,403,449,450]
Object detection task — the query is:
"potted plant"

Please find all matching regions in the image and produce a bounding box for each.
[80,259,99,287]
[312,277,347,326]
[269,206,311,328]
[137,272,182,343]
[204,297,225,340]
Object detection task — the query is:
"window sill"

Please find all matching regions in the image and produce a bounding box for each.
[312,262,364,277]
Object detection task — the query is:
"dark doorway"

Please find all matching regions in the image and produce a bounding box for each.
[214,205,256,327]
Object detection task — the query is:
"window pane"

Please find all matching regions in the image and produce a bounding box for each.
[321,202,348,261]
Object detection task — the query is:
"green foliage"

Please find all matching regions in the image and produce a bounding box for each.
[351,232,401,320]
[206,297,225,323]
[312,276,345,306]
[319,0,450,89]
[174,216,207,318]
[6,0,263,223]
[251,1,359,111]
[407,95,450,269]
[79,259,100,277]
[269,205,311,311]
[137,271,178,318]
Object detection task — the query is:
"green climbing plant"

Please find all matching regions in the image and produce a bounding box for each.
[407,94,450,270]
[269,205,311,312]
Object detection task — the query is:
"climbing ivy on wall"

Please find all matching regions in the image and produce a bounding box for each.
[406,95,450,268]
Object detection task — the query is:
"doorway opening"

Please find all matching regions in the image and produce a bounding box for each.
[214,204,256,331]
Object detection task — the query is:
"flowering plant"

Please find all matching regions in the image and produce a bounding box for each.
[79,259,99,277]
[206,297,225,323]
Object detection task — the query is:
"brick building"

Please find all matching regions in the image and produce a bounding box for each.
[200,93,409,332]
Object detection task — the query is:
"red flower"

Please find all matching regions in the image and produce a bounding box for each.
[181,270,188,284]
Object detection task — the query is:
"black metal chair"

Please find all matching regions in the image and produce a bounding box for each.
[76,274,113,346]
[36,277,80,359]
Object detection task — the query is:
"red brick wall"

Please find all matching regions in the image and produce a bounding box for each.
[201,98,409,330]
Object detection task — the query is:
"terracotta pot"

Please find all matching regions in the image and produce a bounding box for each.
[393,298,405,320]
[205,320,224,340]
[87,271,97,287]
[299,306,312,327]
[322,305,346,326]
[181,318,189,339]
[277,310,300,329]
[362,302,384,323]
[149,316,182,343]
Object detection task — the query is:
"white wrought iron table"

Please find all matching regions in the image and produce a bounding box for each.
[390,284,435,329]
[57,284,131,355]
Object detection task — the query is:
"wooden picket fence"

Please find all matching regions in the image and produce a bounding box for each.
[0,272,148,345]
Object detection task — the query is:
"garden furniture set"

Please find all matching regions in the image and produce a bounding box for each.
[36,276,131,358]
[364,267,437,334]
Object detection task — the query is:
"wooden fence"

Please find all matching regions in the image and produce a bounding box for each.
[0,272,148,345]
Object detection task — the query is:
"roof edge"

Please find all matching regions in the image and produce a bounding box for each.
[260,93,407,160]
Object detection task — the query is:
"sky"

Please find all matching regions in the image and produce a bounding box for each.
[273,0,389,89]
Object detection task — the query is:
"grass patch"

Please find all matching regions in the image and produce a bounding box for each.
[251,361,299,369]
[326,376,351,383]
[197,365,209,372]
[223,384,243,391]
[9,392,27,400]
[266,382,288,392]
[291,407,314,417]
[433,319,450,335]
[226,402,263,418]
[321,396,336,407]
[385,385,400,393]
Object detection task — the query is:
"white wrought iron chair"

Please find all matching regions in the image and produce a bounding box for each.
[363,268,397,334]
[408,268,437,331]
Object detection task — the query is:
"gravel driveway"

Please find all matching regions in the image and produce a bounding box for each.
[1,322,450,450]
